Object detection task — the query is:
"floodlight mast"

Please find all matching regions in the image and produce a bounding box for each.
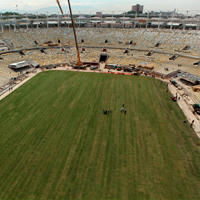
[56,0,82,66]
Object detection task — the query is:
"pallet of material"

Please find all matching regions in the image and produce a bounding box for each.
[192,85,200,92]
[137,65,154,70]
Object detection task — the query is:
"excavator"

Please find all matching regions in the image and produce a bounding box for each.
[56,0,83,68]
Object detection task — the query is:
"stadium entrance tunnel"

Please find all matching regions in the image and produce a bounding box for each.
[99,53,109,63]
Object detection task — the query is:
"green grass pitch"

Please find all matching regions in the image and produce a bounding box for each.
[0,71,200,200]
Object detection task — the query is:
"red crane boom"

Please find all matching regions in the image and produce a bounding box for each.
[56,0,82,66]
[56,0,64,16]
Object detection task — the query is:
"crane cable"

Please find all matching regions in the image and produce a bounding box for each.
[56,0,82,66]
[56,0,64,16]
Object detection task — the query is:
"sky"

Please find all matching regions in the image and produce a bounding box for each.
[0,0,200,14]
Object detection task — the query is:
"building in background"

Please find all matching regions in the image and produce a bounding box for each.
[96,12,103,17]
[132,4,144,14]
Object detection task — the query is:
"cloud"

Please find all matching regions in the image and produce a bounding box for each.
[0,0,199,14]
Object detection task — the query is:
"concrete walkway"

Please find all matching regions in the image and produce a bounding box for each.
[0,70,40,102]
[168,84,200,138]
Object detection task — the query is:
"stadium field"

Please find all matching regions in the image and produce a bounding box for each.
[0,71,199,200]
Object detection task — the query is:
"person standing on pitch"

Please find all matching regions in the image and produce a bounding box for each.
[120,104,125,113]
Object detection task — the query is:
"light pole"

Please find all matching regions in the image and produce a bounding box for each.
[14,18,17,32]
[101,11,103,29]
[158,12,161,30]
[111,11,114,29]
[146,12,149,29]
[36,12,39,29]
[26,13,29,30]
[134,12,137,29]
[79,11,81,28]
[0,14,4,33]
[47,12,49,29]
[58,11,60,28]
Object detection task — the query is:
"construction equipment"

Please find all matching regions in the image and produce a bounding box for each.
[43,41,58,47]
[90,65,98,70]
[171,96,177,102]
[155,42,161,47]
[170,79,178,87]
[40,49,47,54]
[19,51,25,56]
[146,51,153,56]
[192,104,200,115]
[169,54,179,61]
[123,67,133,72]
[99,53,109,63]
[124,49,129,54]
[67,0,82,66]
[182,45,190,51]
[193,61,200,66]
[56,0,64,16]
[192,85,200,92]
[56,0,82,66]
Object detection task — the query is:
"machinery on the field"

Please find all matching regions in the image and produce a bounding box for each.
[171,96,177,102]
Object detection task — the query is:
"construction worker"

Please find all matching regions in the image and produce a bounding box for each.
[120,104,125,113]
[103,109,112,115]
[103,109,108,115]
[190,120,195,128]
[120,104,127,115]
